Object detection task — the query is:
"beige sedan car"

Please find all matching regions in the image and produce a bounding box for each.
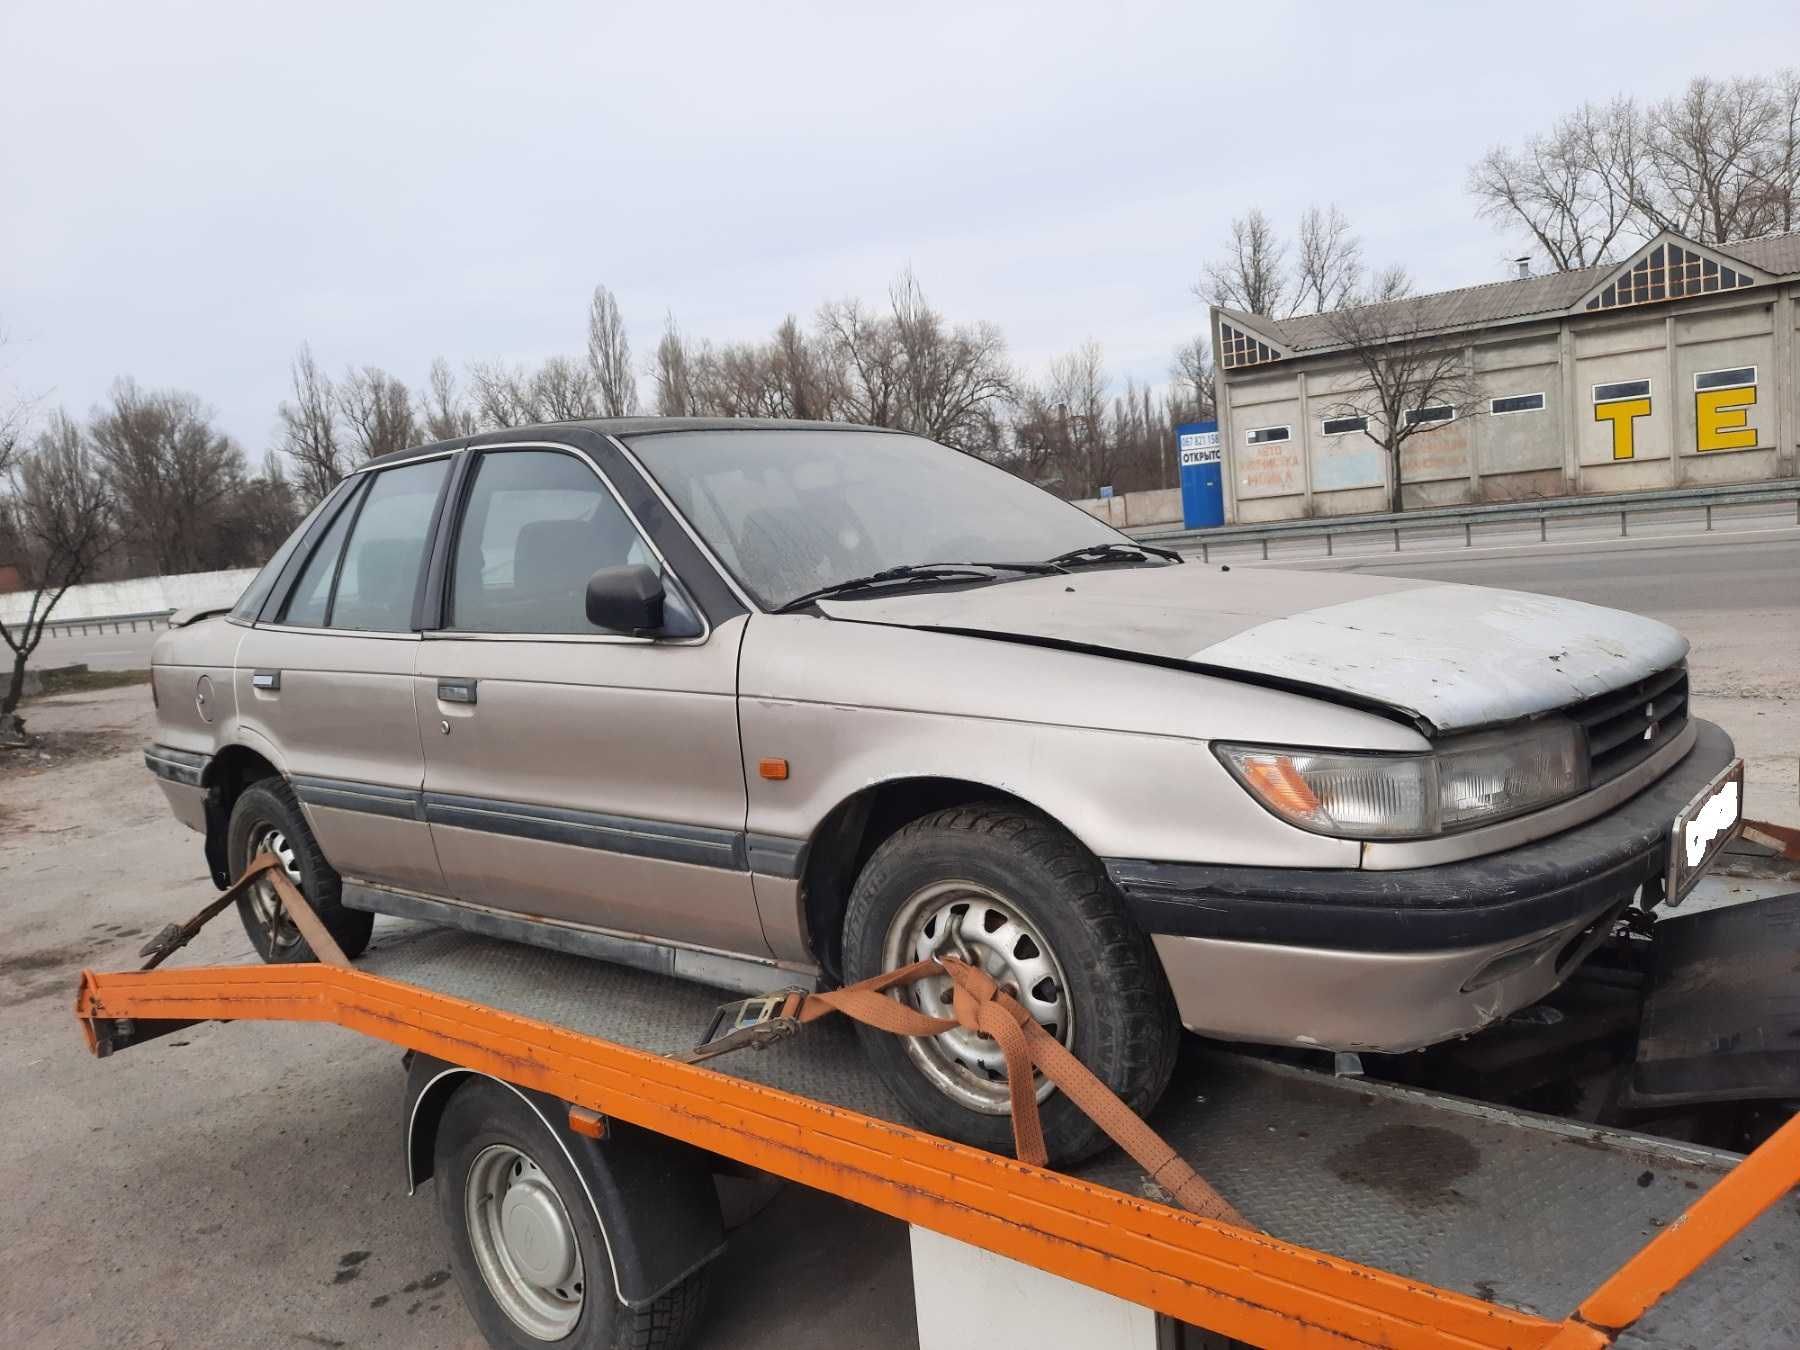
[145,418,1741,1162]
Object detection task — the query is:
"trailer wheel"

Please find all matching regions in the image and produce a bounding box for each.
[435,1078,708,1350]
[225,779,372,962]
[841,802,1180,1165]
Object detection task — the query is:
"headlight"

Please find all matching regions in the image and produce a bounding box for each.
[1216,720,1586,839]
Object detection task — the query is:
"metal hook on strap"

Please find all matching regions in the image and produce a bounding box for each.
[679,953,1252,1230]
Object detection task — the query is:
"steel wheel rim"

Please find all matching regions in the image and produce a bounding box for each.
[881,879,1074,1114]
[246,822,303,952]
[464,1143,585,1341]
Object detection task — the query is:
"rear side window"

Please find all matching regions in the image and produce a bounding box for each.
[231,480,351,623]
[329,459,450,631]
[449,450,657,633]
[280,492,359,627]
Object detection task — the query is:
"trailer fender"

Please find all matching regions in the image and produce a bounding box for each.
[402,1053,726,1307]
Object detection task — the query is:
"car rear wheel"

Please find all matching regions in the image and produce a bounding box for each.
[225,778,372,963]
[840,803,1180,1165]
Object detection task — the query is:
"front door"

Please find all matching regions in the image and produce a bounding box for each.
[414,444,765,957]
[235,455,451,896]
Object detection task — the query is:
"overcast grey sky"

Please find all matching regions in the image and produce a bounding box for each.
[5,0,1798,457]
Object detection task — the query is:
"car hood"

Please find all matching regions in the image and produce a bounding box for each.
[816,564,1688,733]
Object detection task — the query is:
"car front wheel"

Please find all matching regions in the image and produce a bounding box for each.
[840,803,1180,1165]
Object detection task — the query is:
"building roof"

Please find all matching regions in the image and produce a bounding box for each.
[1219,227,1800,360]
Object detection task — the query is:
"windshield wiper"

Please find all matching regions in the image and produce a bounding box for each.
[1040,541,1183,569]
[774,564,1012,614]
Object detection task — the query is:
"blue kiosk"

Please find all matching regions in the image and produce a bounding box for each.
[1176,421,1224,528]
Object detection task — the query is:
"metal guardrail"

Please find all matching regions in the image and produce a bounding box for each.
[1134,479,1800,560]
[34,609,175,640]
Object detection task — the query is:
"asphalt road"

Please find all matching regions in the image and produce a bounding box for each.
[24,625,161,672]
[1309,531,1800,616]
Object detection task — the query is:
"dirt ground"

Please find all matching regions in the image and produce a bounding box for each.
[0,686,917,1350]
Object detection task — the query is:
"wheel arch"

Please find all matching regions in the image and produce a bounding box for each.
[797,775,1073,981]
[198,742,283,888]
[402,1055,724,1309]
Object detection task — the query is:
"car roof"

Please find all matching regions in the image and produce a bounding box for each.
[360,417,908,471]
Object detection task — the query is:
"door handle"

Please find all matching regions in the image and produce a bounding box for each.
[436,677,477,705]
[251,670,281,691]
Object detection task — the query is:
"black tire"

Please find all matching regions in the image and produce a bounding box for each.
[841,803,1180,1165]
[435,1078,709,1350]
[225,778,372,963]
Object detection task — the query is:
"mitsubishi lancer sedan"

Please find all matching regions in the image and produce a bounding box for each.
[143,418,1744,1162]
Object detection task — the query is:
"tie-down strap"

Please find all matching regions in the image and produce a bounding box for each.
[738,956,1250,1229]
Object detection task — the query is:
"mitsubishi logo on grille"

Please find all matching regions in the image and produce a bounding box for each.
[1643,701,1658,743]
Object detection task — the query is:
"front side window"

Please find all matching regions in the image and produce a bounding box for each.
[625,429,1126,611]
[449,449,664,634]
[328,459,449,631]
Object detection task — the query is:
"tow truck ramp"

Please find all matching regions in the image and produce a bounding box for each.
[80,919,1800,1349]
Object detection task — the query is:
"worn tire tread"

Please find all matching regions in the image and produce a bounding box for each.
[842,801,1179,1164]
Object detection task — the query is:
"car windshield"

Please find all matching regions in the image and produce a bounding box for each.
[625,429,1129,610]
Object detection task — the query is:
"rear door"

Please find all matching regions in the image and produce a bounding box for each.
[235,454,452,896]
[415,443,764,955]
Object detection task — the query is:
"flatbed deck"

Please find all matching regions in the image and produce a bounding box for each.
[353,922,1800,1345]
[80,915,1800,1348]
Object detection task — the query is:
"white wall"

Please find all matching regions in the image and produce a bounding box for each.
[0,568,256,626]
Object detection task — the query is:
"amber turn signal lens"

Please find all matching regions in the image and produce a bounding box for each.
[1240,756,1322,816]
[758,758,790,781]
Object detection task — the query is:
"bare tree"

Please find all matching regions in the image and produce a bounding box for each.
[88,380,245,575]
[1640,74,1798,243]
[469,361,543,429]
[1469,100,1642,270]
[0,413,119,722]
[1046,341,1112,498]
[209,457,302,571]
[815,270,1011,447]
[531,355,601,421]
[1168,336,1216,422]
[1471,72,1800,267]
[1292,206,1363,313]
[337,366,418,460]
[1318,280,1485,514]
[652,314,698,416]
[1198,209,1289,317]
[586,285,639,416]
[818,297,903,427]
[0,330,31,482]
[276,344,345,505]
[419,357,477,441]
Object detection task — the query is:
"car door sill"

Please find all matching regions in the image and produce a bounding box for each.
[340,881,821,997]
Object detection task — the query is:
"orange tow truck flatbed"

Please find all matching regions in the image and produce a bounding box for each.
[78,873,1800,1350]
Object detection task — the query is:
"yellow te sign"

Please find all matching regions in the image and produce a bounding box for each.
[1594,395,1651,460]
[1696,383,1757,451]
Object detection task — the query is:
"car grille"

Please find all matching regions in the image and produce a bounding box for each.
[1567,664,1689,786]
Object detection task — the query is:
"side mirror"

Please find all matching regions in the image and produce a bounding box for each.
[586,564,666,635]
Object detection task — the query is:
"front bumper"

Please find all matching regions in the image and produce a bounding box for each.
[1109,720,1738,1053]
